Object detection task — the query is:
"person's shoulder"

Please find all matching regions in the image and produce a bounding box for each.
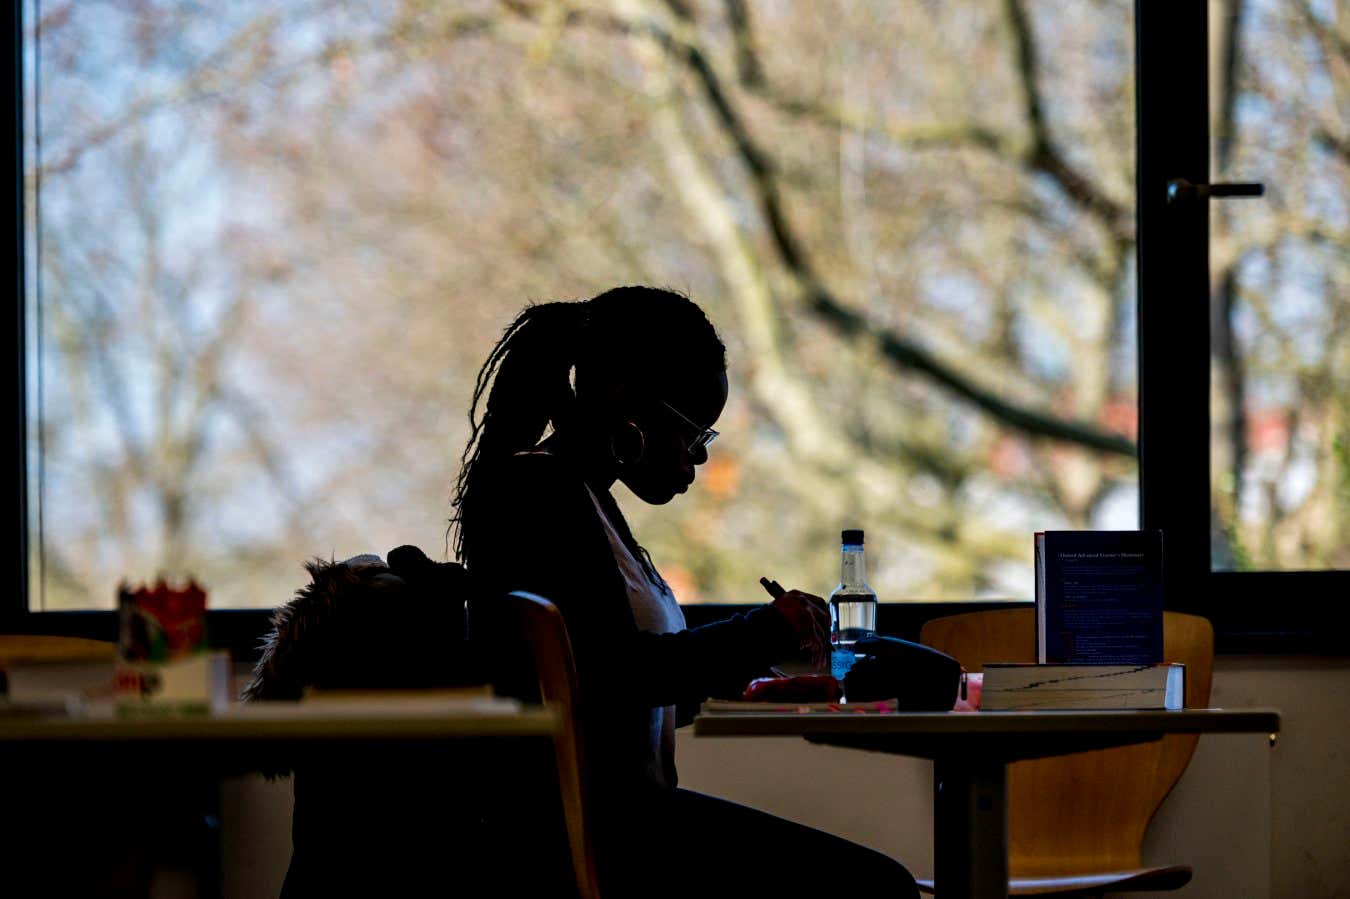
[496,450,573,480]
[474,452,603,558]
[487,452,586,503]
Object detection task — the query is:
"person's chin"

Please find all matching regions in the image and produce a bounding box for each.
[635,485,683,505]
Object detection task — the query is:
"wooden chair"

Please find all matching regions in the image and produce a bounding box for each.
[500,591,601,899]
[918,609,1213,897]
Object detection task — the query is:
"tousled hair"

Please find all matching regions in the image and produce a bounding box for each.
[450,286,726,570]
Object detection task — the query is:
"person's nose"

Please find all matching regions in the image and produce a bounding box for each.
[690,443,709,466]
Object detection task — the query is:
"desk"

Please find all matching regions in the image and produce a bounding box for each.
[695,707,1280,899]
[0,700,556,764]
[0,702,560,894]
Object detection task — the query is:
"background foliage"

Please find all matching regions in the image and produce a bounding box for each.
[24,0,1346,608]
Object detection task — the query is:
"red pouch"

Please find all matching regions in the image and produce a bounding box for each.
[742,674,843,703]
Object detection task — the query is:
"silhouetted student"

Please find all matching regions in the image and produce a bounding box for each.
[456,286,920,897]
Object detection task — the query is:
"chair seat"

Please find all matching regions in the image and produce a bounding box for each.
[916,864,1193,896]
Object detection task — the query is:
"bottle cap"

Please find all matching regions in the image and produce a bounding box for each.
[842,529,864,545]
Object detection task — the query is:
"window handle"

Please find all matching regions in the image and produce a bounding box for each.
[1166,178,1266,204]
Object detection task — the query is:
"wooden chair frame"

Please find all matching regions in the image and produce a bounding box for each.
[918,609,1214,897]
[500,591,601,899]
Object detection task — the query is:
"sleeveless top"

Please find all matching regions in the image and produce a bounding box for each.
[584,485,687,788]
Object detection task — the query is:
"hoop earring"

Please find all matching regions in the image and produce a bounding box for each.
[610,421,646,468]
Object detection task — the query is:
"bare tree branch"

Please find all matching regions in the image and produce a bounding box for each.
[708,0,1130,241]
[1002,0,1130,235]
[617,4,1137,456]
[38,9,499,179]
[1211,0,1251,536]
[721,0,764,87]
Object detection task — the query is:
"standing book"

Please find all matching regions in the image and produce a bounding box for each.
[1035,530,1164,665]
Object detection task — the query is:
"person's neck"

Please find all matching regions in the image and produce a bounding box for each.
[538,431,618,494]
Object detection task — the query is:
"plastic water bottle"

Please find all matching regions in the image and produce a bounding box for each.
[829,529,877,680]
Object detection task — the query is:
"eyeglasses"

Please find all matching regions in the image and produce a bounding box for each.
[659,399,719,453]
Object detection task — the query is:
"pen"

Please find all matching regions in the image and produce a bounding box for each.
[759,577,786,600]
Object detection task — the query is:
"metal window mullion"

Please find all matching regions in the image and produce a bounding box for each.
[1136,1,1212,612]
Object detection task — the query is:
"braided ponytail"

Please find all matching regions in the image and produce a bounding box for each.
[450,301,587,561]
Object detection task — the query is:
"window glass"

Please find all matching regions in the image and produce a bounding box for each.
[25,0,1136,608]
[1208,0,1350,571]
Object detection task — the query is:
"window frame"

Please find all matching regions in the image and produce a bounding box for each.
[4,2,1343,657]
[1135,1,1347,654]
[6,0,27,630]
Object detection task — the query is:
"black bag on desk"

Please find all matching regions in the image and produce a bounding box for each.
[843,635,963,710]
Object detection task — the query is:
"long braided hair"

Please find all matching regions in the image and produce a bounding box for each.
[450,286,725,579]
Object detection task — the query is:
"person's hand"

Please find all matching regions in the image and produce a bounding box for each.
[769,589,832,671]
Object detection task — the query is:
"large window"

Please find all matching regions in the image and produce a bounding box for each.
[21,0,1144,610]
[1206,0,1349,573]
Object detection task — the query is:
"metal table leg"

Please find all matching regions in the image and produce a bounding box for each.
[933,757,1008,899]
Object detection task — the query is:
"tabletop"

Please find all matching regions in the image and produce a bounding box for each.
[694,707,1282,760]
[694,707,1280,736]
[0,699,560,774]
[0,700,558,743]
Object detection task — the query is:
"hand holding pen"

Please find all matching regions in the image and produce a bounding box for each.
[760,577,832,672]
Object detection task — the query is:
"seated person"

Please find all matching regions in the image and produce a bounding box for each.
[455,286,920,898]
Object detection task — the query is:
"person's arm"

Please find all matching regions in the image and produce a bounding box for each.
[469,454,800,710]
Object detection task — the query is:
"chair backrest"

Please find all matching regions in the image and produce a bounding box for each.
[920,608,1214,876]
[499,591,600,899]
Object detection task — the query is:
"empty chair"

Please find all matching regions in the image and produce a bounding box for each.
[919,608,1214,897]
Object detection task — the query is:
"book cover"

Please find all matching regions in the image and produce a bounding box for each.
[980,663,1185,710]
[1035,530,1164,665]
